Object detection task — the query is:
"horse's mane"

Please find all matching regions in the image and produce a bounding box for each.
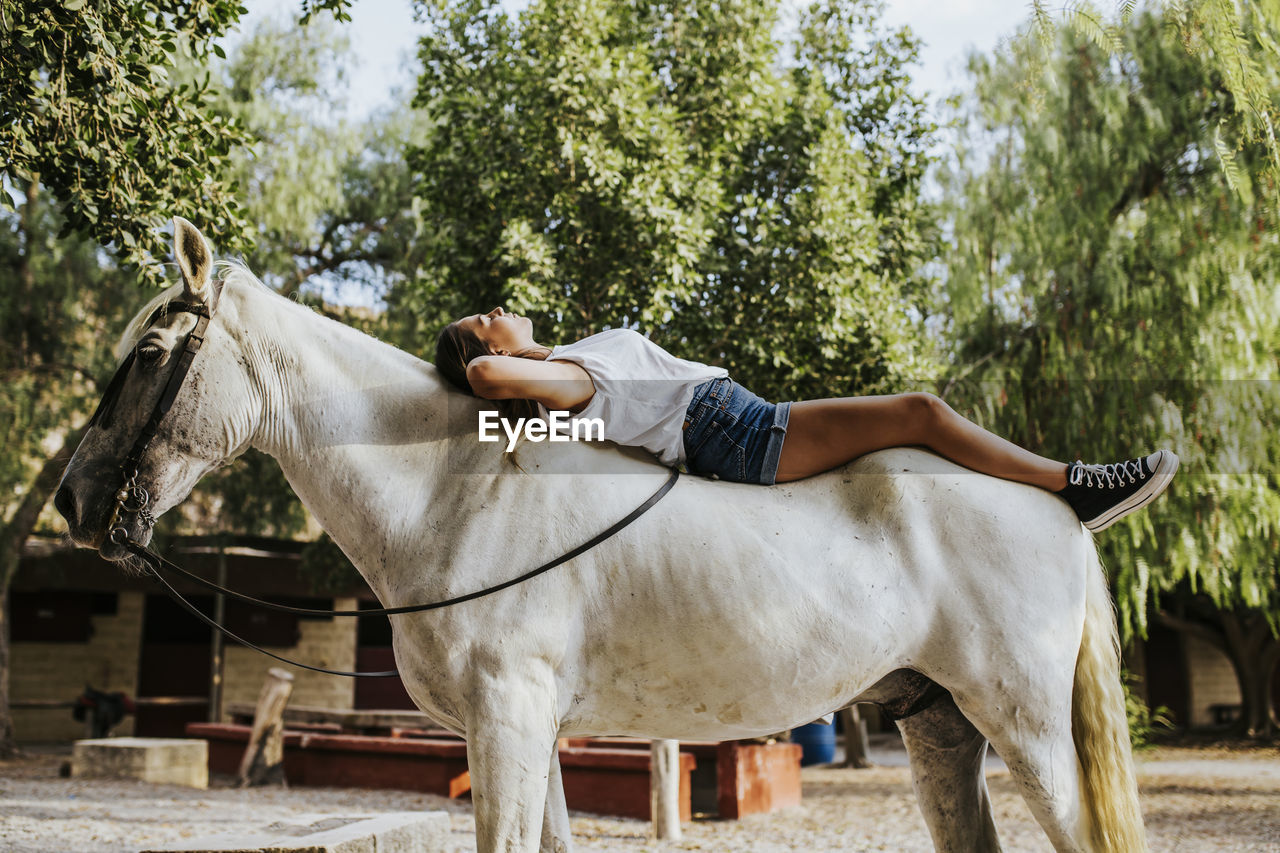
[115,281,185,359]
[115,261,325,360]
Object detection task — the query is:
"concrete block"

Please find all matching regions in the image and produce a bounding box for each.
[141,811,450,852]
[72,737,208,788]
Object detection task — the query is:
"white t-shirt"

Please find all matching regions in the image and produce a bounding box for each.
[540,328,728,466]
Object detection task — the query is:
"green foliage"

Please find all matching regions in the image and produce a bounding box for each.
[157,14,423,536]
[299,0,354,24]
[0,184,138,526]
[194,13,431,341]
[942,11,1280,640]
[1032,1,1280,220]
[406,0,939,399]
[1123,671,1174,749]
[1,0,256,280]
[298,532,362,594]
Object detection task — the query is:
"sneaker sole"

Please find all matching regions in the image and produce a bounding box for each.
[1081,449,1180,532]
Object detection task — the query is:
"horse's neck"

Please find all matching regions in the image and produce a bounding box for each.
[240,288,482,582]
[233,285,674,604]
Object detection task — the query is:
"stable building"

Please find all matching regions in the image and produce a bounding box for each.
[10,536,413,742]
[7,534,1276,741]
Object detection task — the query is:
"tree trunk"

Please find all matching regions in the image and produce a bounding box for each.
[839,705,874,769]
[237,667,294,786]
[0,584,14,759]
[1220,611,1280,739]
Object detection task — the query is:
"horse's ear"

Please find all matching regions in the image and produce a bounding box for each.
[173,217,214,303]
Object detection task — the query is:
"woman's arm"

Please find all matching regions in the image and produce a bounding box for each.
[466,355,596,413]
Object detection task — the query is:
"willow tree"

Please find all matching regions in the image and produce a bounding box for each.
[942,10,1280,736]
[407,0,938,400]
[1034,1,1280,221]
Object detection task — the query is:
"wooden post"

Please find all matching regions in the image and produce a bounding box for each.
[208,541,227,723]
[237,667,294,787]
[650,739,681,840]
[840,704,874,769]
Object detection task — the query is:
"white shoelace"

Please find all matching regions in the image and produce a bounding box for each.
[1070,458,1144,489]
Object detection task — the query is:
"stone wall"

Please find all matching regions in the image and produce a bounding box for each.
[218,597,357,716]
[11,592,359,741]
[11,592,144,741]
[1185,634,1241,728]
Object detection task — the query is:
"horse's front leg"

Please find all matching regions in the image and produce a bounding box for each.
[540,750,572,852]
[466,674,560,853]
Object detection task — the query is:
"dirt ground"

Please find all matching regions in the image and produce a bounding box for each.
[1,737,1277,852]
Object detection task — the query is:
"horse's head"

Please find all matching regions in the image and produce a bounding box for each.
[56,218,262,561]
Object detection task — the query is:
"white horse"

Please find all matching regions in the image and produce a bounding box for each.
[57,219,1147,852]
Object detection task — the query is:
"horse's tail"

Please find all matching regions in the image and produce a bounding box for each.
[1072,538,1148,852]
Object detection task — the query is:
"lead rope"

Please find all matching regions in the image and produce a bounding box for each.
[123,467,680,677]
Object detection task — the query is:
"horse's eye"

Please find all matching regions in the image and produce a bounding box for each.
[137,343,166,364]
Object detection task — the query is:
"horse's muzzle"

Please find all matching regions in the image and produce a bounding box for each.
[54,481,108,550]
[54,483,79,531]
[55,470,136,557]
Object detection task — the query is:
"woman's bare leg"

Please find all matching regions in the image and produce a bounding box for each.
[774,392,1070,489]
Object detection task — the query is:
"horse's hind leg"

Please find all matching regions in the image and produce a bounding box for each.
[973,551,1146,853]
[954,636,1094,851]
[898,694,1003,852]
[980,710,1090,852]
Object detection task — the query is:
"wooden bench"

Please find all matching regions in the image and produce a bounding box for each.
[190,723,800,820]
[561,736,802,818]
[191,723,696,818]
[1209,703,1242,726]
[224,703,432,736]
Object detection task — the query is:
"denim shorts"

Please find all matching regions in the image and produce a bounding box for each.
[681,377,792,485]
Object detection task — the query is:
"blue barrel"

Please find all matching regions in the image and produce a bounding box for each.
[791,721,837,766]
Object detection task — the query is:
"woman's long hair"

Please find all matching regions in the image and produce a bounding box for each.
[434,320,552,422]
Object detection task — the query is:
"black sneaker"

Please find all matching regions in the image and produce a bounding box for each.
[1056,450,1179,532]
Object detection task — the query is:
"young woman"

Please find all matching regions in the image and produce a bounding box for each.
[436,307,1178,532]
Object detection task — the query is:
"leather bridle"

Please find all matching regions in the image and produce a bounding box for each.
[92,297,215,547]
[88,287,679,677]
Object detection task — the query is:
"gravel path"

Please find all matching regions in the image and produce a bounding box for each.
[1,740,1277,852]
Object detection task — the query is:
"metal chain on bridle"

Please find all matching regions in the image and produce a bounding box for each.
[91,287,679,678]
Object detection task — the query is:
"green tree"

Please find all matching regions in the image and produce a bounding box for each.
[942,11,1280,737]
[0,4,363,754]
[0,0,268,759]
[1,0,256,277]
[0,186,142,756]
[206,13,431,356]
[1032,1,1280,220]
[407,0,939,400]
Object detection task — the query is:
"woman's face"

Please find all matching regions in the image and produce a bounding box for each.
[457,306,537,355]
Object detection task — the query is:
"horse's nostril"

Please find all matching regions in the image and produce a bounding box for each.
[54,484,77,526]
